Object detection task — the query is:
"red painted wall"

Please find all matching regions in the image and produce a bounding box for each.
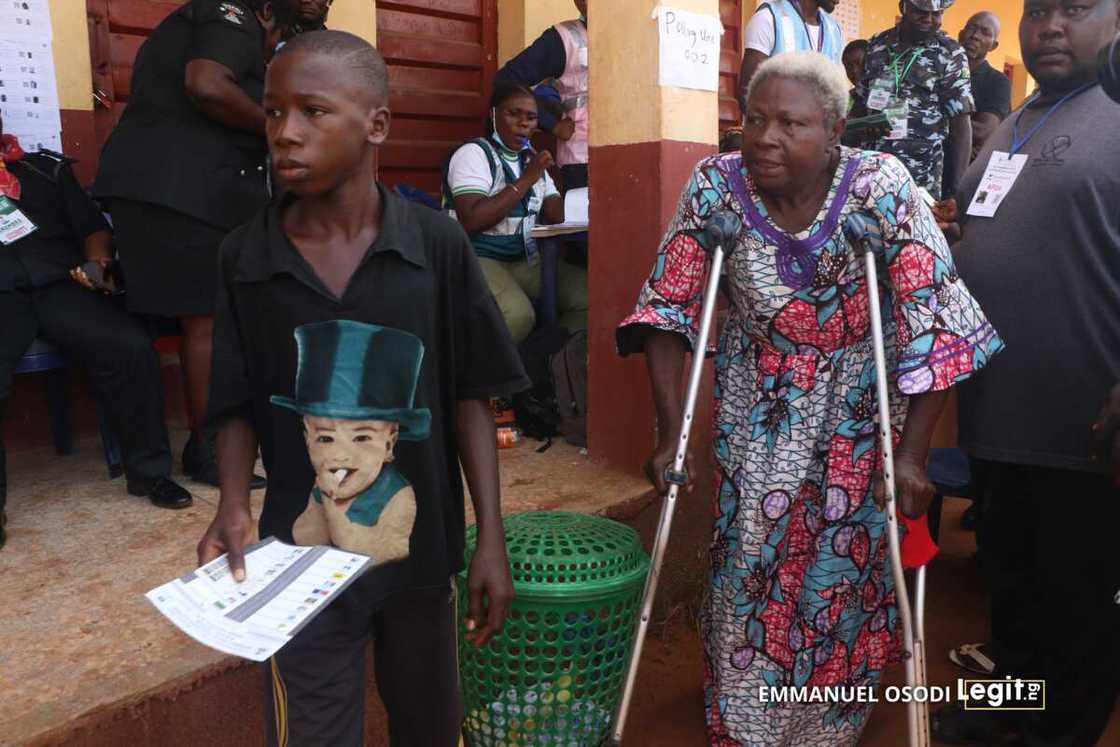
[587,139,717,475]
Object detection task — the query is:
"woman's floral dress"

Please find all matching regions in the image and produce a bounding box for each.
[617,148,1003,746]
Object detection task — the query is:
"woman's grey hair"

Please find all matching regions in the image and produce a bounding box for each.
[745,51,851,128]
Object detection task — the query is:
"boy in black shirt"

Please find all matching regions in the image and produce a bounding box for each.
[196,31,528,745]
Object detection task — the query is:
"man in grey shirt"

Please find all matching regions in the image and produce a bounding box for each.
[934,0,1120,743]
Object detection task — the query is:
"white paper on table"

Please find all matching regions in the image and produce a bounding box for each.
[652,6,723,92]
[146,538,374,662]
[563,187,588,225]
[531,187,589,238]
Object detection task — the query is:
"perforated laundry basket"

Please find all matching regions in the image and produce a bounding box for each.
[458,511,650,747]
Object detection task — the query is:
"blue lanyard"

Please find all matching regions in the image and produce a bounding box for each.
[1010,83,1094,155]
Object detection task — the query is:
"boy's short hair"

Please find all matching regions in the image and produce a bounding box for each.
[275,29,389,105]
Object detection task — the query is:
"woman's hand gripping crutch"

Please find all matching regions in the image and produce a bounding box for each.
[843,212,932,747]
[610,211,742,747]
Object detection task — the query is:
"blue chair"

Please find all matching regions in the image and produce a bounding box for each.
[394,183,441,211]
[12,339,123,478]
[927,447,971,543]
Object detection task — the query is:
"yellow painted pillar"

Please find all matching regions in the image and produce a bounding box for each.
[497,0,578,65]
[49,0,92,114]
[45,0,96,181]
[327,0,377,42]
[586,0,721,470]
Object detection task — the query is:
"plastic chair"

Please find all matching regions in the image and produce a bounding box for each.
[393,183,441,211]
[13,339,123,478]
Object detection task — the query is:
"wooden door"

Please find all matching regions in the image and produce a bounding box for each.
[86,0,184,157]
[719,0,744,136]
[376,0,499,196]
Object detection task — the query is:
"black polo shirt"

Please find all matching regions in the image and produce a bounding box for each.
[971,59,1011,120]
[94,0,268,230]
[0,153,109,292]
[208,185,529,603]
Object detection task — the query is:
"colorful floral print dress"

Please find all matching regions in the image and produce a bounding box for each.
[617,148,1002,746]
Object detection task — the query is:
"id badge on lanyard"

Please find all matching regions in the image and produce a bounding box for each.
[885,102,910,140]
[0,195,37,245]
[867,77,893,111]
[965,151,1028,217]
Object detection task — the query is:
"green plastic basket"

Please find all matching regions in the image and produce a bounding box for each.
[458,512,650,747]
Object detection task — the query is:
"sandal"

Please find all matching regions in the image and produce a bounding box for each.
[949,642,997,675]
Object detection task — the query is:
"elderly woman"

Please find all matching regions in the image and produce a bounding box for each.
[618,52,1002,745]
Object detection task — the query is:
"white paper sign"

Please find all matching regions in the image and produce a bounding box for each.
[0,2,61,153]
[653,6,723,92]
[0,0,52,41]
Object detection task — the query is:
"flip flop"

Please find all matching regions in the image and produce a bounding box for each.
[949,642,997,675]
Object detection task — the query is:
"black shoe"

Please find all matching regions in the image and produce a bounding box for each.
[128,477,193,509]
[183,431,266,490]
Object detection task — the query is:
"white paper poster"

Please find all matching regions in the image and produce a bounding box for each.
[0,0,52,40]
[653,6,723,92]
[0,1,61,152]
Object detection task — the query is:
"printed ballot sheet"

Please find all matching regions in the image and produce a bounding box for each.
[146,538,373,661]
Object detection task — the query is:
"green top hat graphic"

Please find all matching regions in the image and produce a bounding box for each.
[271,320,432,441]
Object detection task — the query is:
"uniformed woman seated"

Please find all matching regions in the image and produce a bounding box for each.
[0,126,195,551]
[445,82,587,344]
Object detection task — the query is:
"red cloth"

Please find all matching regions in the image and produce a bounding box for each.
[900,513,938,568]
[0,133,26,200]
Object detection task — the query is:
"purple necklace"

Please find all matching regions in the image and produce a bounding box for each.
[723,152,859,289]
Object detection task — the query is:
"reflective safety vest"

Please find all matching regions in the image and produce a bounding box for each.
[553,19,589,167]
[765,0,844,64]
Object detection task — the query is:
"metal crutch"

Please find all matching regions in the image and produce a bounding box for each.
[844,213,931,747]
[611,211,742,747]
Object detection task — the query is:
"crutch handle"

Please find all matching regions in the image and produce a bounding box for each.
[842,212,883,256]
[704,210,743,257]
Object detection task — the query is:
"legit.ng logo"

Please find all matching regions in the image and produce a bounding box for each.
[958,678,1045,711]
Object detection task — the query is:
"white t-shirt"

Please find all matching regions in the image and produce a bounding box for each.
[743,6,820,56]
[446,141,559,216]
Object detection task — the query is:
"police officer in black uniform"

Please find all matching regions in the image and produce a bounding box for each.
[94,0,295,487]
[0,123,194,550]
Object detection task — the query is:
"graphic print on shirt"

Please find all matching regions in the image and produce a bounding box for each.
[270,320,433,567]
[1035,135,1071,167]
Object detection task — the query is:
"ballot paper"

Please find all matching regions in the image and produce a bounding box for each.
[531,187,589,238]
[146,538,373,661]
